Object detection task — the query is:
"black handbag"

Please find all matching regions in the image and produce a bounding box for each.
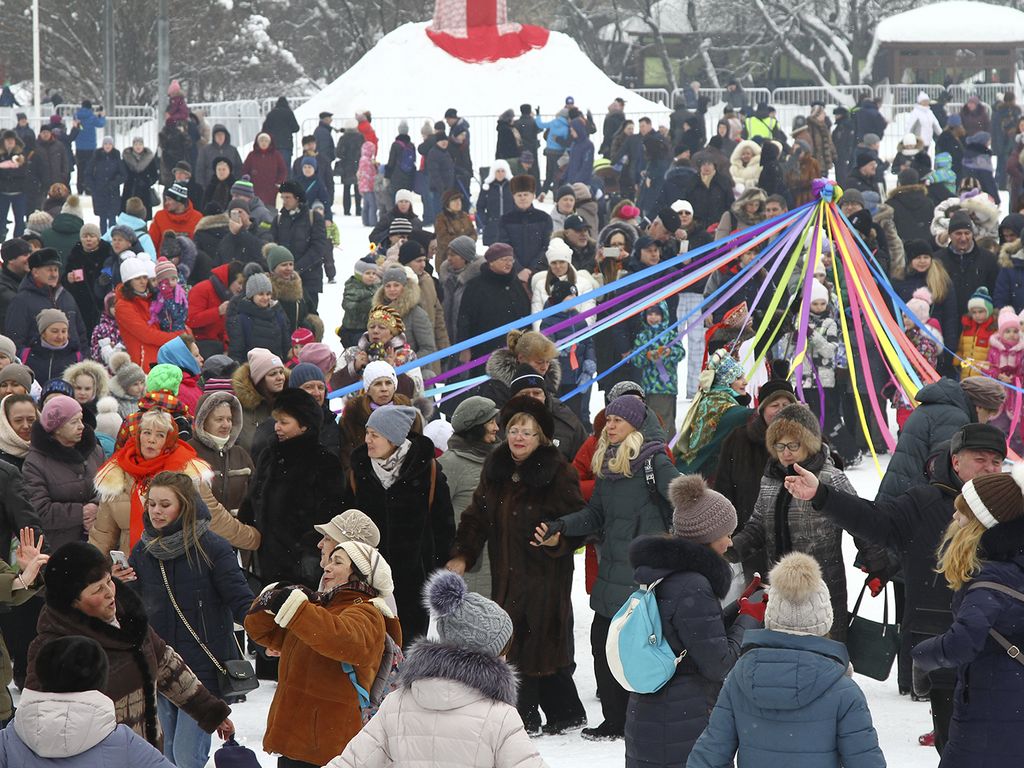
[846,578,900,681]
[159,561,259,698]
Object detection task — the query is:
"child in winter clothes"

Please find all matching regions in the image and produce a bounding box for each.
[287,327,314,368]
[798,279,840,434]
[297,156,329,213]
[986,305,1024,384]
[149,257,188,332]
[21,309,81,384]
[892,288,944,429]
[539,280,596,427]
[926,151,958,204]
[357,141,378,228]
[340,256,381,347]
[957,287,998,378]
[108,351,146,419]
[633,301,685,430]
[90,292,126,371]
[688,552,885,768]
[333,304,422,396]
[226,271,291,362]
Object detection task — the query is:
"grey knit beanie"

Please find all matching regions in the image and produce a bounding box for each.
[424,570,513,656]
[365,404,417,446]
[668,475,737,543]
[0,335,15,363]
[764,552,834,636]
[448,235,478,262]
[245,272,272,298]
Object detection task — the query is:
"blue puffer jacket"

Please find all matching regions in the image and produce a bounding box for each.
[875,378,973,503]
[74,107,107,151]
[687,630,885,768]
[913,516,1024,768]
[535,113,571,153]
[625,535,757,768]
[128,501,254,697]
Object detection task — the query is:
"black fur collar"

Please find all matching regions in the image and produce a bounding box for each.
[30,419,98,463]
[629,535,733,599]
[399,640,518,706]
[483,443,563,488]
[45,577,150,648]
[981,516,1024,562]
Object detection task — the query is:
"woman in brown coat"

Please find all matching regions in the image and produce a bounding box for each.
[433,189,477,270]
[187,391,254,516]
[447,395,587,737]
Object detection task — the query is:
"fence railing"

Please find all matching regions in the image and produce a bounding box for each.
[632,88,670,106]
[191,100,264,149]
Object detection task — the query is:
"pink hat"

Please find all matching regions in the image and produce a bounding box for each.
[906,287,933,324]
[155,258,178,282]
[40,394,82,433]
[291,327,315,346]
[998,305,1020,332]
[247,348,284,385]
[298,342,337,376]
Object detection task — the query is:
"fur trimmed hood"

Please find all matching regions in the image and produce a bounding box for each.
[483,443,564,488]
[628,534,733,599]
[999,237,1024,267]
[121,148,155,173]
[194,213,229,232]
[887,183,929,200]
[373,277,422,319]
[192,391,243,450]
[62,359,110,399]
[230,362,288,410]
[270,271,305,302]
[484,347,562,392]
[398,640,518,707]
[729,186,767,226]
[439,256,482,288]
[94,455,213,501]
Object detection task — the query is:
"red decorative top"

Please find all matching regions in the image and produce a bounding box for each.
[426,0,549,62]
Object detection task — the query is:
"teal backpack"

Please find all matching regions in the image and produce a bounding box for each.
[605,578,687,693]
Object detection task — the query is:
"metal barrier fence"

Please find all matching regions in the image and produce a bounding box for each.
[52,103,161,150]
[191,100,263,149]
[260,96,310,114]
[632,88,670,106]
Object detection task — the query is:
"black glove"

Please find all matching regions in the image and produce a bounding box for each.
[265,588,294,614]
[912,662,932,699]
[544,519,567,537]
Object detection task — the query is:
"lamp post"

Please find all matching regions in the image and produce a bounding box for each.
[157,0,168,119]
[103,0,115,115]
[32,0,40,129]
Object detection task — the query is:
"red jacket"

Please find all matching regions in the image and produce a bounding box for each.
[115,283,181,370]
[241,136,288,207]
[177,372,202,415]
[149,203,202,257]
[187,264,232,347]
[358,120,378,148]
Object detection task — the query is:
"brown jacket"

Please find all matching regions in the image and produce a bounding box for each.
[433,209,477,270]
[89,455,261,555]
[188,391,255,515]
[452,443,583,676]
[245,586,400,766]
[27,583,230,748]
[417,271,451,352]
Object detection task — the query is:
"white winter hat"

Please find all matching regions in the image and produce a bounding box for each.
[362,360,398,390]
[545,238,573,264]
[395,189,416,205]
[917,90,930,104]
[810,279,829,304]
[764,552,834,637]
[120,257,151,283]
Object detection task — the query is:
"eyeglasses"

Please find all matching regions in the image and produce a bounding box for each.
[773,442,802,454]
[507,429,537,439]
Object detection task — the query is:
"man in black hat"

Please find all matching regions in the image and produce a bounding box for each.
[171,160,203,209]
[271,179,330,312]
[4,247,87,349]
[935,211,998,310]
[786,421,1007,754]
[844,148,879,194]
[557,213,598,274]
[312,111,336,216]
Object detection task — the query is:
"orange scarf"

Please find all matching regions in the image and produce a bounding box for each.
[114,439,199,546]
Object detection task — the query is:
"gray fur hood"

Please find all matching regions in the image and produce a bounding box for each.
[399,640,519,707]
[439,257,482,287]
[192,391,244,450]
[484,347,562,392]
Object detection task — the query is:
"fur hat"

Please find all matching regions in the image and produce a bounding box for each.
[968,286,994,317]
[998,305,1019,332]
[423,569,513,656]
[606,394,646,430]
[33,636,109,693]
[668,475,738,543]
[43,542,110,612]
[40,394,81,433]
[960,464,1024,529]
[499,394,555,441]
[95,396,123,439]
[906,287,933,323]
[366,404,417,446]
[314,510,381,548]
[766,403,822,457]
[362,360,397,390]
[271,387,322,433]
[28,248,61,269]
[246,348,284,385]
[764,552,834,636]
[510,175,536,195]
[484,243,514,263]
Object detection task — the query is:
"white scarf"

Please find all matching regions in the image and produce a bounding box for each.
[371,439,411,489]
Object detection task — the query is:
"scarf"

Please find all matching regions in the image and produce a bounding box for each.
[140,519,211,561]
[0,399,30,459]
[599,439,665,480]
[114,440,199,547]
[148,282,187,326]
[371,438,410,489]
[676,387,741,463]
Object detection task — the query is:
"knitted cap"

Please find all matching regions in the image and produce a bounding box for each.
[230,178,255,199]
[154,258,177,282]
[906,287,933,323]
[362,360,397,390]
[448,235,478,262]
[36,308,68,334]
[146,363,182,394]
[395,189,415,205]
[967,286,994,316]
[810,279,829,305]
[606,394,646,430]
[961,464,1024,529]
[109,224,135,243]
[366,404,417,445]
[120,257,150,283]
[297,343,337,376]
[0,335,15,362]
[354,256,379,276]
[247,348,284,385]
[291,327,314,347]
[608,380,645,402]
[960,376,1007,412]
[381,266,408,285]
[948,210,973,234]
[315,510,381,548]
[398,240,424,265]
[763,552,834,636]
[289,363,325,389]
[335,542,394,598]
[40,394,82,433]
[509,364,546,397]
[546,238,573,264]
[0,364,32,390]
[245,272,272,298]
[668,475,738,543]
[43,542,110,612]
[388,218,413,236]
[164,182,189,203]
[95,396,122,440]
[423,570,513,656]
[265,245,294,271]
[998,305,1019,332]
[710,349,744,389]
[451,396,499,434]
[484,243,514,263]
[41,378,74,402]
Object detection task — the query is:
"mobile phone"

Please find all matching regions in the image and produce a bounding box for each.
[71,268,85,281]
[602,246,620,260]
[110,550,129,569]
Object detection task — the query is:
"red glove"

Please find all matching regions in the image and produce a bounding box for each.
[740,574,762,601]
[868,577,884,597]
[738,593,768,623]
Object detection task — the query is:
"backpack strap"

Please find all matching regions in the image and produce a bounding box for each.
[968,580,1024,664]
[428,459,437,508]
[643,457,658,499]
[341,661,371,710]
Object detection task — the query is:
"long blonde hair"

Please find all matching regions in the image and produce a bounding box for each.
[924,256,953,303]
[935,495,986,590]
[592,427,644,478]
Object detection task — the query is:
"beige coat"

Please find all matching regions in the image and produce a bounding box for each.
[89,456,260,556]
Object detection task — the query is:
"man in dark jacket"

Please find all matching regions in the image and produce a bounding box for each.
[13,113,35,153]
[261,96,300,168]
[457,243,530,359]
[335,122,364,217]
[4,247,87,350]
[218,204,267,267]
[28,125,68,207]
[312,112,336,213]
[0,238,31,333]
[600,98,626,158]
[831,106,856,187]
[853,97,887,143]
[196,124,243,190]
[426,134,456,219]
[672,158,733,231]
[935,211,999,309]
[786,423,1006,754]
[497,174,553,277]
[886,168,935,244]
[270,181,330,311]
[514,105,541,161]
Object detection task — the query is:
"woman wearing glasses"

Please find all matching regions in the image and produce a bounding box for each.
[447,395,588,738]
[729,402,857,641]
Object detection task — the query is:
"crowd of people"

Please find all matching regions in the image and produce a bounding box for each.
[0,79,1020,768]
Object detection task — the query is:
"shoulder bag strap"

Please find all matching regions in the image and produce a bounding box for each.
[968,580,1024,665]
[158,560,228,675]
[429,460,437,509]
